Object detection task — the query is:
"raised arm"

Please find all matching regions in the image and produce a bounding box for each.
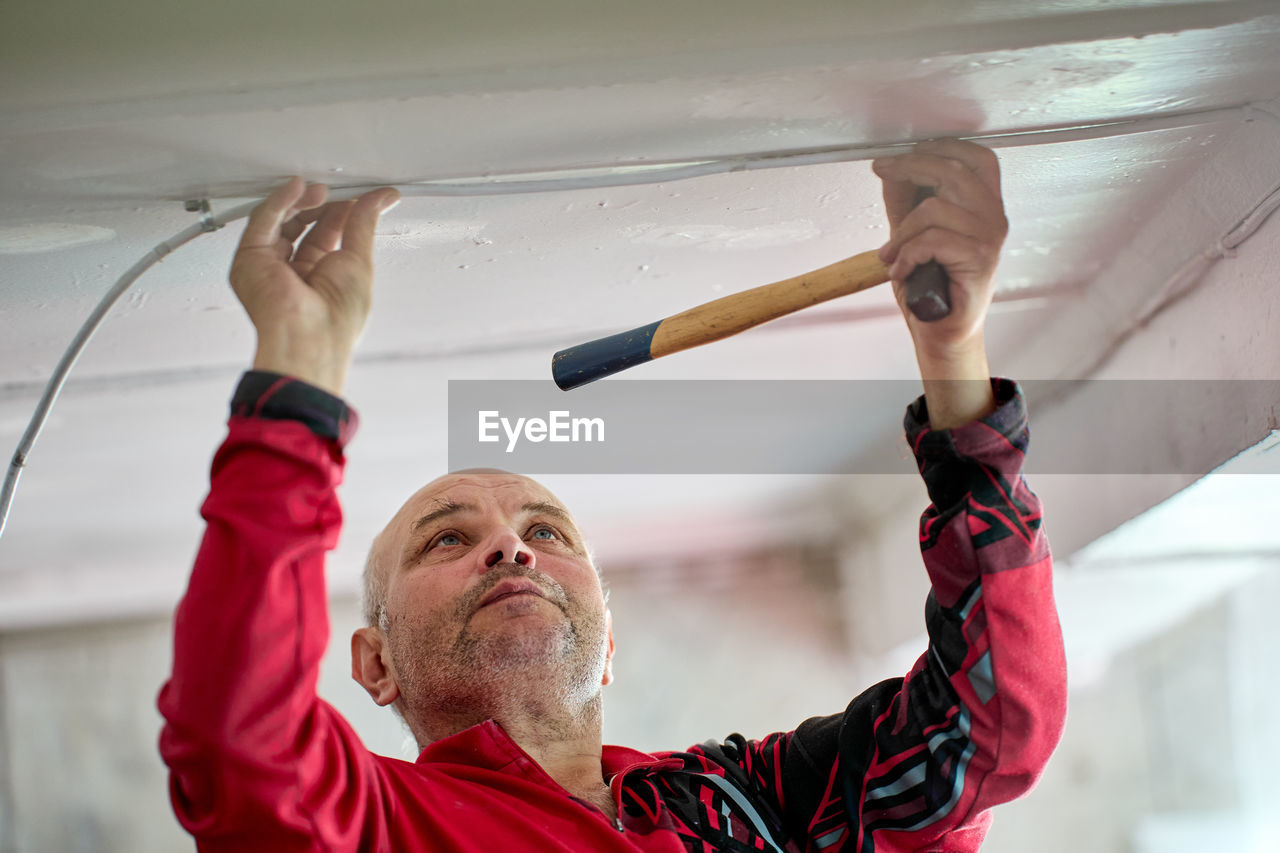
[692,143,1066,853]
[853,141,1065,848]
[157,179,399,850]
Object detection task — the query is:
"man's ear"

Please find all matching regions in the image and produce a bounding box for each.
[351,627,400,706]
[601,609,616,687]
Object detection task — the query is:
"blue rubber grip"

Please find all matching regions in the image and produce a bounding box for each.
[552,320,662,390]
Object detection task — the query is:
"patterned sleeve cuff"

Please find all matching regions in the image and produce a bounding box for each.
[229,371,359,448]
[904,378,1026,452]
[903,378,1030,509]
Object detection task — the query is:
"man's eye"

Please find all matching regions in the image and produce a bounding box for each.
[432,532,463,548]
[530,526,558,541]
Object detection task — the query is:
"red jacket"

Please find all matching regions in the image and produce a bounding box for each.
[158,373,1066,852]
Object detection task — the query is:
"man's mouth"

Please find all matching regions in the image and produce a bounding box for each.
[478,579,547,609]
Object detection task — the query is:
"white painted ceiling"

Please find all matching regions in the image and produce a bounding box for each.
[2,0,1279,628]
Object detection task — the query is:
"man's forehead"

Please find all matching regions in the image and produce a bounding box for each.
[400,470,569,524]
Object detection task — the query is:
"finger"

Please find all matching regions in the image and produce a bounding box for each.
[237,176,305,252]
[888,228,999,286]
[293,181,329,212]
[880,196,1005,264]
[341,188,400,264]
[872,153,1001,221]
[281,219,306,244]
[913,138,1001,198]
[877,170,920,230]
[292,201,355,273]
[280,199,341,244]
[238,179,328,251]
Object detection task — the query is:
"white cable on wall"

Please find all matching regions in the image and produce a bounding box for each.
[0,100,1272,539]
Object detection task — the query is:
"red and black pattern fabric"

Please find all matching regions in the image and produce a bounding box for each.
[158,374,1066,853]
[639,378,1066,852]
[230,370,359,447]
[613,743,798,852]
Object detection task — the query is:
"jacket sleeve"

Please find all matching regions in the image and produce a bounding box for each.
[156,373,386,852]
[701,378,1067,853]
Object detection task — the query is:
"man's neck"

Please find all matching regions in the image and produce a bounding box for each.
[502,702,613,814]
[413,692,612,815]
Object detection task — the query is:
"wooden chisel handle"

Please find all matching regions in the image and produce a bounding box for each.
[552,250,890,390]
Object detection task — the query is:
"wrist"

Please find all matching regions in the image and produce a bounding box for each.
[912,335,989,381]
[253,336,352,397]
[913,337,995,430]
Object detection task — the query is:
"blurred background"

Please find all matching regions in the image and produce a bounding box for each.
[2,1,1279,850]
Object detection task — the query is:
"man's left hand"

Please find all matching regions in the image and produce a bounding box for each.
[872,140,1007,428]
[872,139,1008,366]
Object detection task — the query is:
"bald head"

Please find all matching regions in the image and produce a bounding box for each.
[361,469,597,630]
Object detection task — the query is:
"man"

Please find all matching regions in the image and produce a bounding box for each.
[158,140,1067,851]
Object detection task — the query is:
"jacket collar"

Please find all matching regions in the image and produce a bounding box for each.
[416,719,668,780]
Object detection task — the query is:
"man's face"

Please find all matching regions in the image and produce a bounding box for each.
[372,471,613,725]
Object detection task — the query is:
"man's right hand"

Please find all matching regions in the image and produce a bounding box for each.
[229,176,401,397]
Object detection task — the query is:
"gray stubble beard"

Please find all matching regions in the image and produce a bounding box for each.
[387,566,610,743]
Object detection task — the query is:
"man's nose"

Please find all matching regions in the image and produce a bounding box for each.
[481,529,532,569]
